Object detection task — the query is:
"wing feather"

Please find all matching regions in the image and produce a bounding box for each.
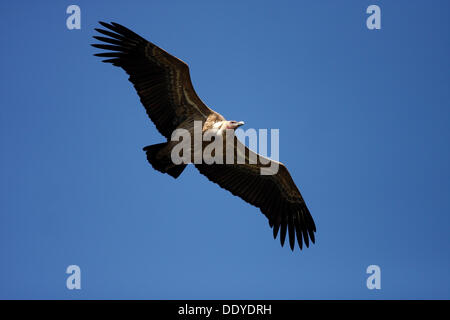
[195,139,316,251]
[92,21,214,138]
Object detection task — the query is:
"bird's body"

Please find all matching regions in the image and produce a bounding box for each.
[92,22,316,251]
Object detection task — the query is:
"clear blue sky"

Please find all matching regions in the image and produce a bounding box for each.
[1,0,449,299]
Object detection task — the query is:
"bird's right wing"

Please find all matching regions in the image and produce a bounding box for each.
[195,138,316,251]
[92,22,214,138]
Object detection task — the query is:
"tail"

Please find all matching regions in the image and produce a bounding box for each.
[143,143,187,179]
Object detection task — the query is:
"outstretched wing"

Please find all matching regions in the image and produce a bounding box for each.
[92,21,214,138]
[195,139,316,251]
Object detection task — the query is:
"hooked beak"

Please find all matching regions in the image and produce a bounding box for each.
[236,121,245,128]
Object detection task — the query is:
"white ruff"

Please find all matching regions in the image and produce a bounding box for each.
[212,121,224,129]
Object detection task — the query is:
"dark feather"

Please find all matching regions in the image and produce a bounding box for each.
[93,21,214,138]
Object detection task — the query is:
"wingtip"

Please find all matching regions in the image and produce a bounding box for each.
[272,224,279,239]
[98,21,110,28]
[309,231,316,244]
[280,235,286,247]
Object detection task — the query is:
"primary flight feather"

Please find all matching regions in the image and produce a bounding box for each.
[92,21,316,251]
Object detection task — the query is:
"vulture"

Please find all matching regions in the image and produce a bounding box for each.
[92,21,316,251]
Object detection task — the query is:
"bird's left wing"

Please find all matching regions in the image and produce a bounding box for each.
[195,138,316,251]
[92,22,214,138]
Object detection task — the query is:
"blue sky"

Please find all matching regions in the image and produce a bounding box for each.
[1,1,449,299]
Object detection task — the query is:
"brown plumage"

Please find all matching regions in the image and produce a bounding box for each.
[92,21,316,251]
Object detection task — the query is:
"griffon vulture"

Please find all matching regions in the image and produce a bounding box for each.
[92,21,316,251]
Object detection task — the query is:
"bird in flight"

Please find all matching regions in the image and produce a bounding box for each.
[92,22,316,251]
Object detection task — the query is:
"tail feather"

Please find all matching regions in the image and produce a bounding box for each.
[143,143,168,173]
[166,163,187,179]
[143,143,186,179]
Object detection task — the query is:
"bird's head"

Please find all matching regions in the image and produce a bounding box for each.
[225,120,245,130]
[212,120,245,135]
